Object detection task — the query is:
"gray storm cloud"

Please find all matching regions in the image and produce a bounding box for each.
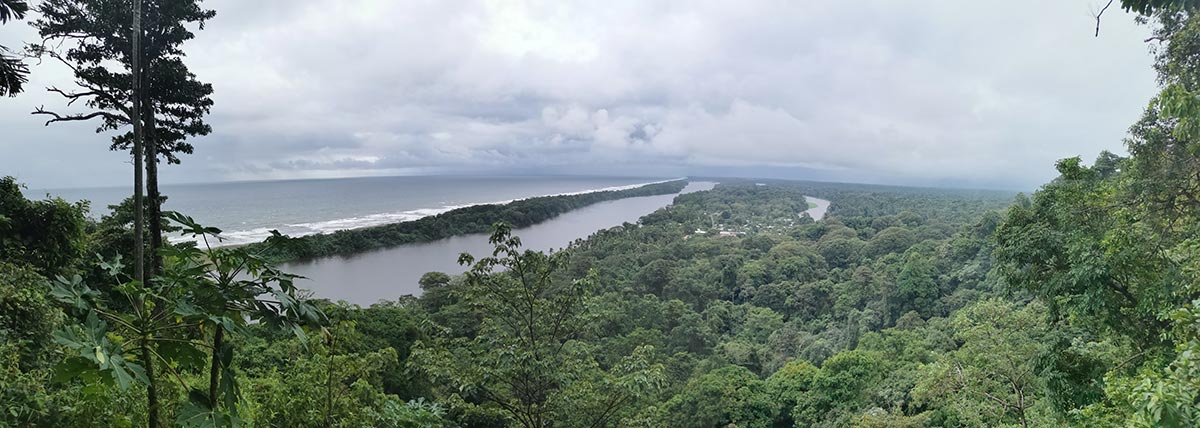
[0,0,1158,189]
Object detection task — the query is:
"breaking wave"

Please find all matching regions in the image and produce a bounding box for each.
[173,178,685,247]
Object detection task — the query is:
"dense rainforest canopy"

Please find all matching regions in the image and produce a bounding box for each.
[7,0,1200,427]
[3,174,1023,427]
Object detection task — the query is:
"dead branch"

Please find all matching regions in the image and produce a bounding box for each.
[37,49,134,117]
[46,86,103,106]
[1095,0,1115,37]
[32,105,128,126]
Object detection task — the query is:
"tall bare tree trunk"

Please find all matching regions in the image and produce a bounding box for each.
[131,0,144,296]
[146,108,162,276]
[325,332,335,427]
[143,99,163,428]
[131,2,159,427]
[208,328,223,410]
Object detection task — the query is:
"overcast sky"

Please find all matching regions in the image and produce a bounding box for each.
[0,0,1159,190]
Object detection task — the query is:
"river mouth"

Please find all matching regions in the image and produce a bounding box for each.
[284,181,717,304]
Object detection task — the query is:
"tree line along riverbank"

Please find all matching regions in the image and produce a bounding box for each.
[246,179,689,262]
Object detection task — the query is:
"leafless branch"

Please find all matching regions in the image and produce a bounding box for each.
[1095,0,1115,37]
[32,105,128,126]
[46,86,102,106]
[35,49,134,118]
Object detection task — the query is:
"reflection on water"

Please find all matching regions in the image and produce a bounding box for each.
[285,181,717,305]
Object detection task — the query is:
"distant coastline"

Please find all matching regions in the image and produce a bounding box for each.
[245,179,690,262]
[177,176,687,247]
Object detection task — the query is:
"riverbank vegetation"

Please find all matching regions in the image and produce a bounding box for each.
[8,0,1200,427]
[246,179,687,262]
[4,174,1019,427]
[7,157,1200,426]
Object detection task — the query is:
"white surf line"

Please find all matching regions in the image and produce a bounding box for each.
[187,177,689,247]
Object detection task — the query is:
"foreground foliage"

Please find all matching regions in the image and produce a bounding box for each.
[10,1,1200,426]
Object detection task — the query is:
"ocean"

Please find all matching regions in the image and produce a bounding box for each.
[284,181,717,303]
[27,175,674,246]
[26,177,836,303]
